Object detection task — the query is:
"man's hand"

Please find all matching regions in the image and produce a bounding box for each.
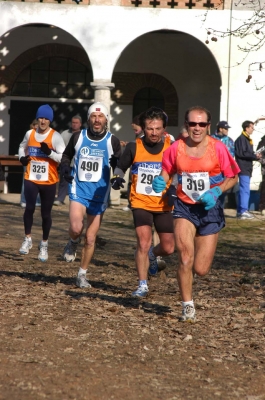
[164,185,177,206]
[40,142,51,156]
[110,175,125,190]
[61,165,73,184]
[19,155,30,166]
[109,155,119,172]
[198,186,222,211]
[152,176,166,193]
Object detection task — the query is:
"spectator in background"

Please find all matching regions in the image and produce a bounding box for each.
[235,120,262,219]
[20,119,41,208]
[212,121,234,157]
[212,121,235,207]
[176,126,189,140]
[53,115,82,206]
[255,127,265,215]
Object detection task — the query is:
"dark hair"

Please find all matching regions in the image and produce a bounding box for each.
[132,115,141,125]
[242,120,254,131]
[30,119,38,129]
[72,115,82,123]
[184,106,211,124]
[139,107,168,130]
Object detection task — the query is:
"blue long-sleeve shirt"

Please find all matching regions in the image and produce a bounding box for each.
[211,132,235,158]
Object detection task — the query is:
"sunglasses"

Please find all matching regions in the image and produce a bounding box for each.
[186,122,209,128]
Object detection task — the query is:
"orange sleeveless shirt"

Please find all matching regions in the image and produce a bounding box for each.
[25,129,59,185]
[176,137,223,204]
[130,137,172,211]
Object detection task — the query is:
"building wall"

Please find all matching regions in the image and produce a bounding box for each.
[0,2,264,187]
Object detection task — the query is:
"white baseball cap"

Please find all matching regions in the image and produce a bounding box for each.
[87,102,108,120]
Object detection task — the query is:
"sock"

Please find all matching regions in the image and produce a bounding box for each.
[139,280,148,288]
[148,246,156,260]
[78,268,87,277]
[41,240,48,247]
[71,237,80,244]
[182,300,194,308]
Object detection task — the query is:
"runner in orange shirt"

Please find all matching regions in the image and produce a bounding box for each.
[111,107,175,298]
[18,104,65,262]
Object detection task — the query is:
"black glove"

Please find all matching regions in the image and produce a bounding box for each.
[164,185,177,207]
[19,155,30,166]
[61,165,74,184]
[109,155,119,172]
[110,175,125,190]
[40,142,51,156]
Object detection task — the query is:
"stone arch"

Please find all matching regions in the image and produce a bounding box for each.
[0,43,92,98]
[112,72,178,126]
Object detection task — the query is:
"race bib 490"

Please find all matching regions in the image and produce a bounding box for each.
[78,156,103,182]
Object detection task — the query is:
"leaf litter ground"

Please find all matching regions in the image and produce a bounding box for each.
[0,202,265,400]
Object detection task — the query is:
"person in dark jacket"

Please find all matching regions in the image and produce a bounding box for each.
[235,120,262,219]
[256,135,265,214]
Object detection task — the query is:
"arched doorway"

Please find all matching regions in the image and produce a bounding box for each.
[0,24,94,192]
[111,29,221,142]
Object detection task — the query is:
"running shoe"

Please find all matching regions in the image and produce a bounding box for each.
[63,238,80,262]
[76,274,91,288]
[148,247,158,276]
[19,237,32,254]
[237,211,254,220]
[178,305,196,323]
[157,256,167,272]
[131,285,149,298]
[38,242,48,262]
[53,200,65,206]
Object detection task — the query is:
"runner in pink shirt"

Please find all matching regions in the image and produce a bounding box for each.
[152,106,240,322]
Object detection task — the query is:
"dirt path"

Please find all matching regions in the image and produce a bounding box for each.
[0,202,265,400]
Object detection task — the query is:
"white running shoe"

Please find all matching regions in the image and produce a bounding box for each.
[132,285,149,298]
[76,274,91,288]
[38,241,48,262]
[179,305,196,323]
[19,237,32,254]
[63,238,81,262]
[237,211,254,220]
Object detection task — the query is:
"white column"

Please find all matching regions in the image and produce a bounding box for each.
[90,80,121,206]
[90,80,115,113]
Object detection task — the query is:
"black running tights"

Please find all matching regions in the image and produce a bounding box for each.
[24,180,57,240]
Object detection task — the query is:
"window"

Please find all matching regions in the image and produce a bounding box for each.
[133,87,164,117]
[12,57,93,99]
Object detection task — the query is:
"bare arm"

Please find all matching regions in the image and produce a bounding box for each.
[219,176,238,193]
[160,169,171,184]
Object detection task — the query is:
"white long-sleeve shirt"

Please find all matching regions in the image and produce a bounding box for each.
[18,128,65,164]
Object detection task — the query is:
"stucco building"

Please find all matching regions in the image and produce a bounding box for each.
[0,0,264,194]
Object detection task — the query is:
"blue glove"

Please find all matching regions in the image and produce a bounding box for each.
[198,186,222,210]
[164,185,177,206]
[152,176,166,193]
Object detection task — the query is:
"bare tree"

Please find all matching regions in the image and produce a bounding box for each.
[204,0,265,87]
